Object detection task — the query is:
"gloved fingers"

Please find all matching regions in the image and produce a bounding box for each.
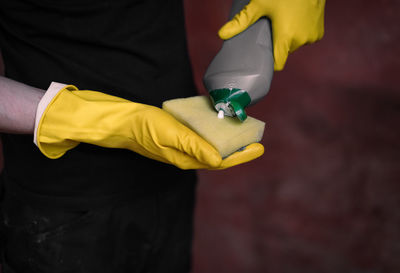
[131,141,221,170]
[142,110,222,168]
[162,129,223,168]
[210,143,264,170]
[218,1,265,40]
[162,148,221,170]
[128,111,223,169]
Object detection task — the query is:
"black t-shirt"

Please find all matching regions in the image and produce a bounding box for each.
[0,0,197,208]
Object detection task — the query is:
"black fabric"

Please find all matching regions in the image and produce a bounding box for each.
[1,180,197,273]
[0,0,199,271]
[0,0,198,204]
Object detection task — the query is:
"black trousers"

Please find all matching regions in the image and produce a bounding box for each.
[0,181,197,273]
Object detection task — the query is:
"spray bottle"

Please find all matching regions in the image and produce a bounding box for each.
[203,0,274,121]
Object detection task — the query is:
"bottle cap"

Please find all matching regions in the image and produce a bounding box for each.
[209,88,251,122]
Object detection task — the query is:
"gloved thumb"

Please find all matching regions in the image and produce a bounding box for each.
[214,143,264,170]
[218,1,264,40]
[272,34,290,71]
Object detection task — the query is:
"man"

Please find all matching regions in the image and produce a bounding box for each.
[0,0,325,272]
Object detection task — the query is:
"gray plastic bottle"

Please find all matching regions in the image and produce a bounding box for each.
[203,0,274,121]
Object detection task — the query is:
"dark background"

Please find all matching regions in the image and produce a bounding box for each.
[1,0,400,272]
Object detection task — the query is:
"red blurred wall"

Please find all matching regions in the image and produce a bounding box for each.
[184,0,400,273]
[1,0,400,272]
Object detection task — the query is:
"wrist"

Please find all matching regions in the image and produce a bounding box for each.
[33,82,78,146]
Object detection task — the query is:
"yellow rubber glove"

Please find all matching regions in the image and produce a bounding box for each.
[218,0,326,70]
[34,83,264,170]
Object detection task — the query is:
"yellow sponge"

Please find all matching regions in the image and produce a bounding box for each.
[162,96,265,158]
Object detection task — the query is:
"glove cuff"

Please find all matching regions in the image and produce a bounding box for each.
[33,82,77,146]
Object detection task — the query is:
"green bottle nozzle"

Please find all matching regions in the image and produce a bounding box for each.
[209,88,251,122]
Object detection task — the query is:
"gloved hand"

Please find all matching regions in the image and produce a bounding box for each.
[34,83,264,170]
[218,0,326,70]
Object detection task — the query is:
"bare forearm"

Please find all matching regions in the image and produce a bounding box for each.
[0,76,45,134]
